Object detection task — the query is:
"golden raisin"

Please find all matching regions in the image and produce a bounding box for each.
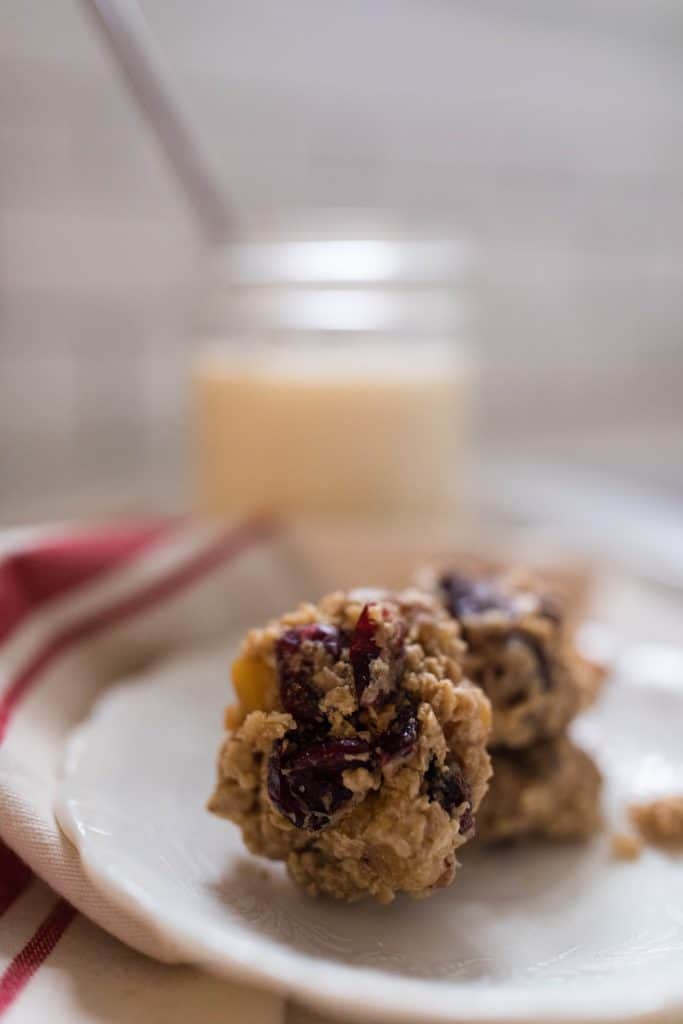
[226,655,275,729]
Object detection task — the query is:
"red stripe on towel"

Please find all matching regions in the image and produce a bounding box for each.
[0,842,33,917]
[0,899,76,1015]
[0,521,174,646]
[0,516,276,742]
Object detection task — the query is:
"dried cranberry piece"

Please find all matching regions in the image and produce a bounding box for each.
[439,573,512,620]
[267,734,373,831]
[349,605,380,696]
[286,736,372,774]
[377,704,418,764]
[350,603,405,706]
[507,629,553,691]
[425,757,473,834]
[267,742,308,826]
[278,623,342,662]
[458,806,475,837]
[275,624,342,723]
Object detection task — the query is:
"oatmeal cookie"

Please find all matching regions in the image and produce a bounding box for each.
[208,589,492,902]
[477,737,602,844]
[434,571,593,748]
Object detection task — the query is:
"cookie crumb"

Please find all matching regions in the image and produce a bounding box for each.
[629,796,683,848]
[610,831,642,860]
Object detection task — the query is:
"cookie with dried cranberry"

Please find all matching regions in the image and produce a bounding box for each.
[434,571,590,749]
[208,589,492,903]
[476,737,602,844]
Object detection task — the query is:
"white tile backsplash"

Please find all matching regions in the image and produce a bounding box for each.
[1,0,682,518]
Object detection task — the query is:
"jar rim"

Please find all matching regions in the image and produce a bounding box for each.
[211,238,471,287]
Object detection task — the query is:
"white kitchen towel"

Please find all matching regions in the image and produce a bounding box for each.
[0,516,307,1022]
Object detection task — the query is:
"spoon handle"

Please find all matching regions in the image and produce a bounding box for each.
[79,0,233,244]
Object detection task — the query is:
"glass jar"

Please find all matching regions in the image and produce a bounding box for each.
[191,230,473,523]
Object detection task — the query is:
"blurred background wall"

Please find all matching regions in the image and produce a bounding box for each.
[1,0,682,522]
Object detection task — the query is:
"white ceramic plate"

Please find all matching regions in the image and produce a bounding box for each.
[56,635,683,1024]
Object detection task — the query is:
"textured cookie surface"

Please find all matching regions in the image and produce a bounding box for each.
[208,589,492,902]
[436,570,590,748]
[477,737,602,844]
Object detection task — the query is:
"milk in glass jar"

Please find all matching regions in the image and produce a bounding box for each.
[192,231,473,522]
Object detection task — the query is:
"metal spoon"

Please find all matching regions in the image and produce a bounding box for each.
[78,0,233,245]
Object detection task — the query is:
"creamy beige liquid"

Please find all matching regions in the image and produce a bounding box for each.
[193,342,471,520]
